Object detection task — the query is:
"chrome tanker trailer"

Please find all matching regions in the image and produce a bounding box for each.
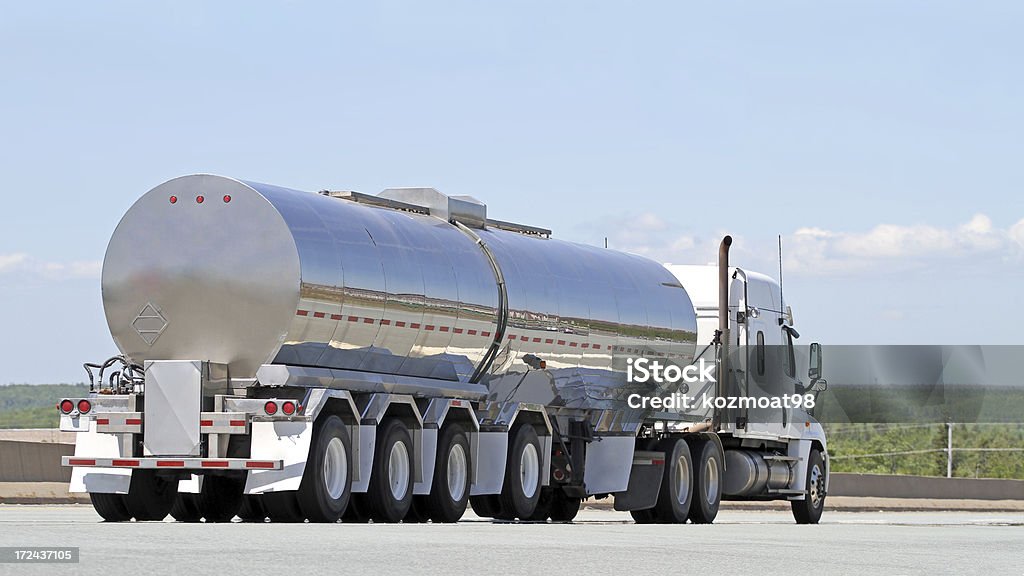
[59,174,829,525]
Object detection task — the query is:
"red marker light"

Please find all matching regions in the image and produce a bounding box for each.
[264,401,278,416]
[223,195,232,203]
[59,400,74,414]
[281,401,296,415]
[169,195,177,204]
[196,195,205,204]
[77,400,91,414]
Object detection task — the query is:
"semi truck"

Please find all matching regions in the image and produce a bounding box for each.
[59,174,829,525]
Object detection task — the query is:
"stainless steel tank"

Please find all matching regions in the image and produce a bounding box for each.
[103,175,698,393]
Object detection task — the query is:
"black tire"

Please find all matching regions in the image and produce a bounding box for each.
[405,497,431,523]
[422,424,471,523]
[170,493,202,522]
[630,507,658,524]
[237,495,266,522]
[343,494,371,523]
[469,495,499,518]
[688,438,723,524]
[90,492,131,522]
[498,424,544,520]
[199,474,245,522]
[652,437,693,524]
[548,491,581,522]
[524,488,553,521]
[262,491,305,522]
[792,448,826,524]
[125,470,176,521]
[297,415,353,523]
[366,419,414,523]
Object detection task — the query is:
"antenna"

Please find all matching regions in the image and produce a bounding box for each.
[778,234,785,326]
[604,237,608,249]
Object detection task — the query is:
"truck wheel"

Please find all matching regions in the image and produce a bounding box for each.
[297,415,352,523]
[366,419,414,523]
[170,493,202,522]
[629,508,658,524]
[423,423,471,523]
[262,492,304,522]
[125,469,176,521]
[688,438,723,524]
[199,474,245,522]
[469,495,499,518]
[237,495,266,522]
[548,491,582,522]
[498,424,543,520]
[652,437,693,524]
[792,448,826,524]
[90,493,131,522]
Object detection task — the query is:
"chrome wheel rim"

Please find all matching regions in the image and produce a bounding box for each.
[704,455,719,506]
[674,448,690,506]
[447,443,468,502]
[323,436,348,500]
[809,463,824,508]
[520,443,539,498]
[388,441,410,501]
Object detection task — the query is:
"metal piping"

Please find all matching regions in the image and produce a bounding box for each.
[716,235,732,428]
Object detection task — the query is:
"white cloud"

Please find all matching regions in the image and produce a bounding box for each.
[0,253,102,280]
[584,212,1024,278]
[788,214,1024,275]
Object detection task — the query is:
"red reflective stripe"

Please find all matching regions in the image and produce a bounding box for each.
[201,461,229,468]
[112,459,139,467]
[468,329,477,335]
[330,314,343,320]
[229,420,246,427]
[68,459,96,466]
[453,328,463,334]
[569,342,578,347]
[363,318,375,324]
[200,420,214,427]
[481,331,491,337]
[425,325,435,331]
[395,321,406,328]
[348,316,359,322]
[296,310,309,316]
[157,460,185,467]
[558,340,566,345]
[246,461,275,469]
[532,337,541,343]
[96,418,110,425]
[410,323,421,329]
[545,339,554,344]
[652,459,665,465]
[581,343,590,348]
[380,319,391,325]
[439,326,449,332]
[507,334,515,340]
[313,311,325,319]
[125,418,142,425]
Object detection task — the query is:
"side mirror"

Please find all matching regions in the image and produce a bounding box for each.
[808,342,822,381]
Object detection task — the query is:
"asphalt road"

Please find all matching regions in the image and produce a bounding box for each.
[0,506,1020,576]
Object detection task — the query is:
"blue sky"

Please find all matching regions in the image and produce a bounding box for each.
[2,1,1022,383]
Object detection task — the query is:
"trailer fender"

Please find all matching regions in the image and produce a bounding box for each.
[243,420,313,494]
[69,419,131,494]
[416,399,480,495]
